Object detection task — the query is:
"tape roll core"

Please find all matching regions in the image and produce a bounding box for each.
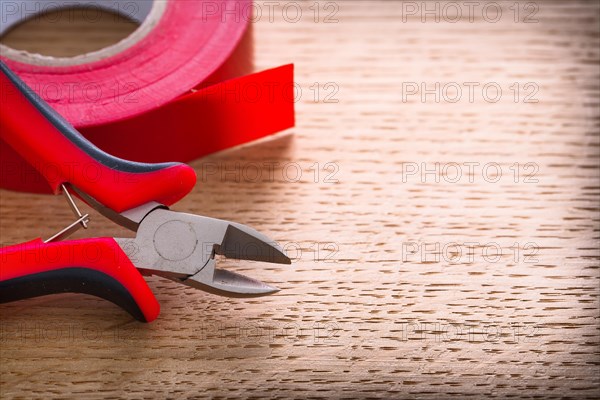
[0,0,164,67]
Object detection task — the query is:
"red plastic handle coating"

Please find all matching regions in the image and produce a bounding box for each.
[0,238,160,322]
[0,62,196,212]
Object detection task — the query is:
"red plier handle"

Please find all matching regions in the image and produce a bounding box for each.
[0,61,196,212]
[0,238,160,322]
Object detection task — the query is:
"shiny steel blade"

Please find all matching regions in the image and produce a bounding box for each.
[185,260,280,297]
[115,208,289,297]
[218,223,291,265]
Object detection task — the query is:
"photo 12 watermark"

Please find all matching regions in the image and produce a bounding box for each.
[0,80,141,105]
[401,241,540,264]
[0,0,146,25]
[400,162,540,184]
[397,321,541,343]
[0,159,145,189]
[197,81,340,104]
[401,82,539,104]
[200,1,340,24]
[199,161,340,184]
[198,319,341,345]
[400,2,539,24]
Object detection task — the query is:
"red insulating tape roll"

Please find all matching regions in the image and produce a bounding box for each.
[0,0,295,194]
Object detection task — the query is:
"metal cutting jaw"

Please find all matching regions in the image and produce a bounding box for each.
[115,208,291,297]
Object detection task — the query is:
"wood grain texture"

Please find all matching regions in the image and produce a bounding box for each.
[1,1,599,398]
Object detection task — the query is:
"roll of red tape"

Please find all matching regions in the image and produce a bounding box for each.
[0,0,295,194]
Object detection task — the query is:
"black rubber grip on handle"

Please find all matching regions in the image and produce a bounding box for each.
[0,267,147,322]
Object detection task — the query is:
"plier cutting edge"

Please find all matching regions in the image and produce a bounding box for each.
[0,61,290,322]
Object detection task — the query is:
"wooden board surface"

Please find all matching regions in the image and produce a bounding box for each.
[1,1,599,398]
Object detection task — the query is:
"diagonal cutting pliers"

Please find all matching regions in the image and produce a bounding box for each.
[0,61,290,322]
